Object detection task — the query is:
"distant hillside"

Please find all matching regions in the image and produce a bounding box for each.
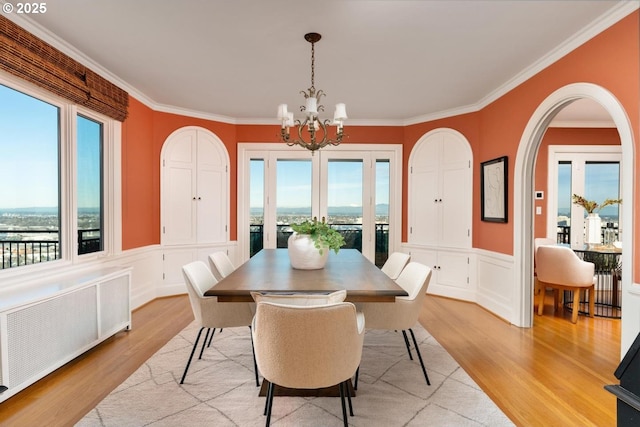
[251,204,389,216]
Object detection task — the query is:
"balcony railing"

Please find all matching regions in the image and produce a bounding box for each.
[249,223,389,267]
[556,224,619,245]
[0,229,102,269]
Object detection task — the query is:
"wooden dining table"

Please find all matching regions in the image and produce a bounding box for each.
[204,248,407,398]
[204,248,408,302]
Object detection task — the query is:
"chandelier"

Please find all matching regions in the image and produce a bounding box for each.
[277,33,347,152]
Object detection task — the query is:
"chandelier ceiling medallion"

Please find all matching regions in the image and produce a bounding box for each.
[277,32,347,152]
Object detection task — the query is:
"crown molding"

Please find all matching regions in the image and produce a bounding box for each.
[474,1,639,113]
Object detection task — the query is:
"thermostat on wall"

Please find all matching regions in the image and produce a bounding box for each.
[535,191,544,200]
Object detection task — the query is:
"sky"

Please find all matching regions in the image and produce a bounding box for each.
[249,158,390,209]
[558,161,621,216]
[0,84,101,210]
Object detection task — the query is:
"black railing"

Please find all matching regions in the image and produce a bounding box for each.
[0,230,60,269]
[78,228,102,254]
[1,229,102,269]
[249,223,389,267]
[557,224,619,245]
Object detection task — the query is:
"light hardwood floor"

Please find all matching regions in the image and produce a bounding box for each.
[0,292,620,427]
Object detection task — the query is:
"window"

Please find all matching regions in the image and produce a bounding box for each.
[0,78,117,272]
[548,145,622,246]
[0,84,60,269]
[241,144,401,266]
[77,115,104,255]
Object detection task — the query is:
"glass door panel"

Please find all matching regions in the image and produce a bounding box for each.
[375,160,390,266]
[325,159,364,252]
[556,161,571,243]
[275,159,313,248]
[249,159,264,256]
[585,161,621,241]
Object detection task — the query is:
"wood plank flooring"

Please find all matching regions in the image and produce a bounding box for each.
[0,292,620,427]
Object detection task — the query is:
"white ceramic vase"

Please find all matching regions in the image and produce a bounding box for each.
[287,232,329,270]
[585,213,602,246]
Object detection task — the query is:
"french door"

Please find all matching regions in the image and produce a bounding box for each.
[239,144,400,265]
[547,145,622,246]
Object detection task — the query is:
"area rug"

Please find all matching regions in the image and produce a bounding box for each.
[78,322,514,426]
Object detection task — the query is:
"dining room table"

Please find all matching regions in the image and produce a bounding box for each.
[204,248,409,302]
[204,248,409,398]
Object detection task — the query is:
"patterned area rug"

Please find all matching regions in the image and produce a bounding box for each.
[78,322,514,426]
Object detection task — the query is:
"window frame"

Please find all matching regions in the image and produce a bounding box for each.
[237,143,402,264]
[0,72,121,281]
[547,144,622,245]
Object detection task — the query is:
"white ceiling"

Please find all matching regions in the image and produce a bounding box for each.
[8,0,636,125]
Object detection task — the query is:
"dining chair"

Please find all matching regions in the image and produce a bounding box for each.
[358,262,433,385]
[252,301,365,427]
[181,261,259,385]
[534,237,556,311]
[535,245,595,323]
[208,251,236,280]
[380,251,411,280]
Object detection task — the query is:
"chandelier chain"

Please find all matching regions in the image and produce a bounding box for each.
[310,41,315,89]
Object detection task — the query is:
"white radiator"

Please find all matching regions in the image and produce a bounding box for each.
[0,267,131,403]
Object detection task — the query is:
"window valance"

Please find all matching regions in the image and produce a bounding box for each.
[0,16,128,121]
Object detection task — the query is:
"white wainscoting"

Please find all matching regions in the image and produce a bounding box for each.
[474,249,516,323]
[401,244,516,323]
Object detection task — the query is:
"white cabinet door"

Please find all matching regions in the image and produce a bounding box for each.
[162,127,229,245]
[196,130,228,243]
[408,129,471,248]
[163,130,198,244]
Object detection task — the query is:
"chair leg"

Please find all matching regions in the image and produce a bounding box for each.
[250,326,260,387]
[354,366,359,390]
[588,286,595,318]
[401,330,413,360]
[199,328,214,359]
[538,284,545,315]
[345,380,354,416]
[265,381,274,426]
[180,327,205,384]
[409,328,431,385]
[571,289,580,323]
[207,327,216,347]
[338,381,348,427]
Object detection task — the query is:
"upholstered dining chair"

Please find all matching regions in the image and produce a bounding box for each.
[380,251,411,280]
[358,262,433,385]
[181,261,258,385]
[252,301,365,427]
[535,245,595,323]
[208,251,236,281]
[534,237,557,311]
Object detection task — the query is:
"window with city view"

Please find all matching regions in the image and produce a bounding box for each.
[0,84,61,269]
[556,158,621,245]
[1,82,109,270]
[248,152,392,266]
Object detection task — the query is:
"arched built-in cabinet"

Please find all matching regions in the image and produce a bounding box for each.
[160,127,231,293]
[404,128,474,300]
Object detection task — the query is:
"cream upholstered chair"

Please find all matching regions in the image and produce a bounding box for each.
[181,261,258,385]
[252,301,365,427]
[208,251,236,281]
[535,245,595,323]
[359,262,433,385]
[534,237,556,311]
[380,251,411,280]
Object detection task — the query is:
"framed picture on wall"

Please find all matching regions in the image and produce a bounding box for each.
[481,156,508,223]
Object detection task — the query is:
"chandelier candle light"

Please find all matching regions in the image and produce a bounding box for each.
[277,33,347,152]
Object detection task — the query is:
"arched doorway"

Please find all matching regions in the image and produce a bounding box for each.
[513,83,636,351]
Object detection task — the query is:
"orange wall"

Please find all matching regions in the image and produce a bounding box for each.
[534,128,621,238]
[121,11,639,278]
